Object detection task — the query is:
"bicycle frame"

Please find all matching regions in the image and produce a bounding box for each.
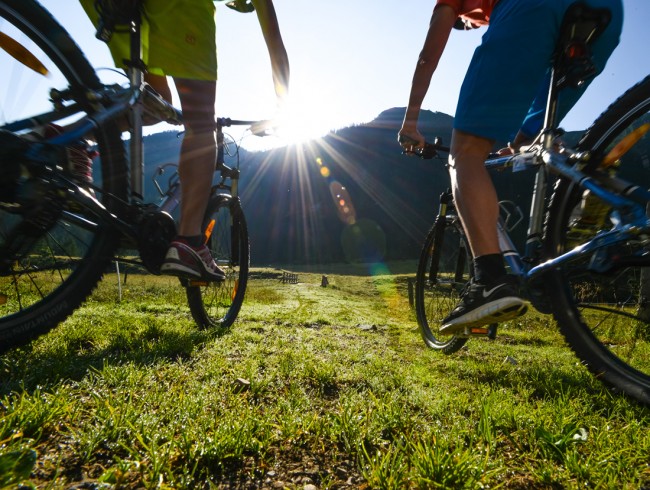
[420,48,650,300]
[476,97,650,293]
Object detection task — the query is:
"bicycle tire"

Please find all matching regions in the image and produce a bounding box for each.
[185,194,249,329]
[545,75,650,405]
[0,0,127,352]
[415,214,471,354]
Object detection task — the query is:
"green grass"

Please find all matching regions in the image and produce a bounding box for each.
[1,265,649,489]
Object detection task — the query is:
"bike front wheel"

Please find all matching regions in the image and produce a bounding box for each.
[0,0,127,352]
[545,75,650,405]
[415,215,472,354]
[185,194,249,329]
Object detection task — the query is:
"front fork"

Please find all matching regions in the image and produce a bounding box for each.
[427,189,454,284]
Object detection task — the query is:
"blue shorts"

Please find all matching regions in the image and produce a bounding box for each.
[453,0,623,142]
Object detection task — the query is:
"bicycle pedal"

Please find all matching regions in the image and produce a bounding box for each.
[187,280,210,287]
[461,324,498,339]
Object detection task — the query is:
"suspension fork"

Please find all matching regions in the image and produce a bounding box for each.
[215,126,242,265]
[427,189,455,284]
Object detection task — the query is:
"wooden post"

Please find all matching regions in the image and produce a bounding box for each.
[115,261,122,302]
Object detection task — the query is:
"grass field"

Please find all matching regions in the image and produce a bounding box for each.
[1,264,649,488]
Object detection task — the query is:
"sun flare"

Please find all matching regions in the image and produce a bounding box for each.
[273,85,341,147]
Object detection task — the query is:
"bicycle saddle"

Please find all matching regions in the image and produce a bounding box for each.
[94,0,145,42]
[555,1,612,89]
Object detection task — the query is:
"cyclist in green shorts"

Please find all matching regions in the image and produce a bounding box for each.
[80,0,290,281]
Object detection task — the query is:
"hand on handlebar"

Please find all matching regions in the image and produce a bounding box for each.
[398,130,425,150]
[398,133,440,159]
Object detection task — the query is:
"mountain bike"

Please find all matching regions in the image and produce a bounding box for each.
[0,0,269,352]
[405,3,650,405]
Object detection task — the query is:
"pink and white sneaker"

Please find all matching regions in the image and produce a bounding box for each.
[160,240,226,282]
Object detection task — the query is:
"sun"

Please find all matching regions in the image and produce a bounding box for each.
[234,79,345,152]
[273,84,342,147]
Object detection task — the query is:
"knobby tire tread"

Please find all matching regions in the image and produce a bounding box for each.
[0,0,127,352]
[415,216,470,354]
[186,195,249,329]
[544,76,650,405]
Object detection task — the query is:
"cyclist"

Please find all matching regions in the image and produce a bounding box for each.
[398,0,623,334]
[80,0,290,281]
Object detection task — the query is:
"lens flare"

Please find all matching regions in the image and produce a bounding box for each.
[329,181,356,225]
[341,218,386,262]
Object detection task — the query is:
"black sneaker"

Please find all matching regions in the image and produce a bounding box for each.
[440,276,527,335]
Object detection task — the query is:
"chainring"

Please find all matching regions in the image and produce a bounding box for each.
[137,210,176,274]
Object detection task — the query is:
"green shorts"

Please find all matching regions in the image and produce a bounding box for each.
[80,0,217,81]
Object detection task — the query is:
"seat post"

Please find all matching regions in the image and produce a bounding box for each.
[541,1,612,149]
[542,67,562,150]
[128,8,145,201]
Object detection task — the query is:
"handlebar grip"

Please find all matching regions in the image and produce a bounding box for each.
[417,142,440,159]
[249,120,275,136]
[216,117,273,136]
[400,141,446,159]
[399,135,449,159]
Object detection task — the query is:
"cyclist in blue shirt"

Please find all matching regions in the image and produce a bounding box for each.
[399,0,623,334]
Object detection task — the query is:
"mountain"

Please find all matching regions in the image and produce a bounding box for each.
[138,108,648,266]
[231,108,537,266]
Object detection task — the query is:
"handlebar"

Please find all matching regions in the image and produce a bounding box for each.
[400,136,501,161]
[216,117,276,137]
[399,135,449,160]
[215,117,275,179]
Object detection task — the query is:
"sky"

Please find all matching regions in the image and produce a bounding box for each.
[38,0,650,149]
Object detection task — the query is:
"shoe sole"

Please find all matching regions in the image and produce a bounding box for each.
[439,297,528,335]
[160,262,225,282]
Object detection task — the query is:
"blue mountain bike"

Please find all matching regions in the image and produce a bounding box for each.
[406,3,650,405]
[0,0,269,352]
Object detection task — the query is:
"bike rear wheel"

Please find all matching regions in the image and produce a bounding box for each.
[545,75,650,405]
[185,194,249,329]
[415,215,472,354]
[0,0,127,352]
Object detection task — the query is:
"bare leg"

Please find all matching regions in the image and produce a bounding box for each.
[173,78,217,237]
[159,77,224,281]
[448,129,499,258]
[144,73,173,104]
[439,129,526,334]
[141,75,217,229]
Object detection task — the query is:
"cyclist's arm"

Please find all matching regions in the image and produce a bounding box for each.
[400,4,456,145]
[251,0,290,102]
